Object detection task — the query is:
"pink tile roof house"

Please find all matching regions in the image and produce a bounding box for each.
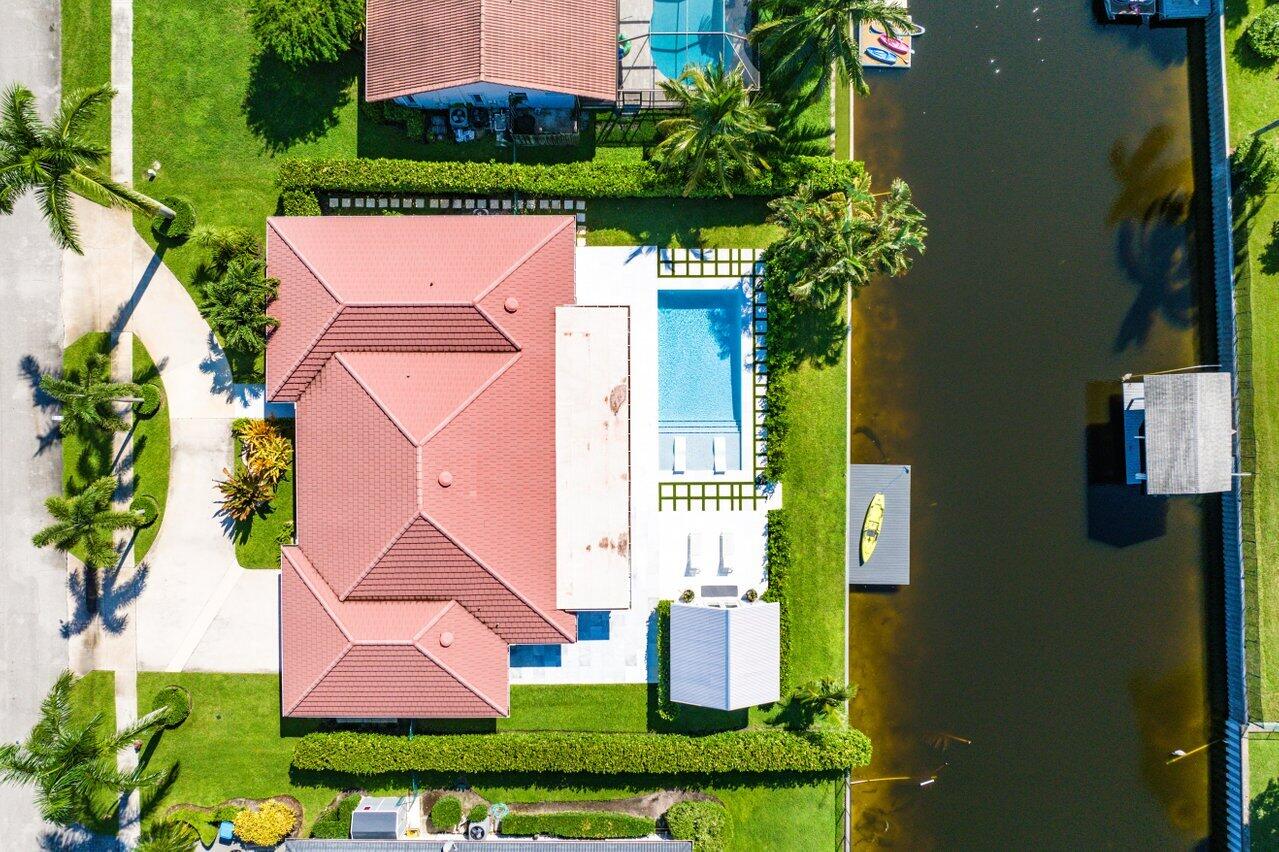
[364,0,619,106]
[267,215,579,718]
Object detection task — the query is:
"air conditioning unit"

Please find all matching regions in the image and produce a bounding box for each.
[468,823,488,840]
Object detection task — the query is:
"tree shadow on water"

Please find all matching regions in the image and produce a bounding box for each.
[243,49,357,154]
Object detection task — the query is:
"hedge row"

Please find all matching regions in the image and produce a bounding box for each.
[761,509,794,693]
[276,156,866,215]
[292,728,871,775]
[500,811,655,839]
[309,794,360,839]
[655,600,676,721]
[664,801,732,852]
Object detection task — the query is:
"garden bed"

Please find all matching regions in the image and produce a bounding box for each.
[230,424,295,569]
[60,333,170,563]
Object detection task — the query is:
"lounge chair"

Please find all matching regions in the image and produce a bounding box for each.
[686,531,702,576]
[712,436,727,473]
[719,531,735,575]
[673,436,687,474]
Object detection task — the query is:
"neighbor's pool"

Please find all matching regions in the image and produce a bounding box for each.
[658,289,742,428]
[651,0,728,80]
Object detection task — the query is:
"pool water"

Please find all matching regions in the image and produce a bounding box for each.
[651,0,728,80]
[657,289,743,428]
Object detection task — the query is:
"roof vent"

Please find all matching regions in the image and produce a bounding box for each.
[440,631,454,647]
[438,470,454,487]
[504,297,520,313]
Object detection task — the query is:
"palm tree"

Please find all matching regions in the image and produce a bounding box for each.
[32,476,144,568]
[0,671,168,825]
[792,677,857,726]
[135,819,199,852]
[203,254,280,355]
[0,83,174,254]
[765,176,926,306]
[654,63,776,196]
[751,0,912,97]
[40,352,143,436]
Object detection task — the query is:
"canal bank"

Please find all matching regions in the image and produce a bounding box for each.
[848,1,1228,846]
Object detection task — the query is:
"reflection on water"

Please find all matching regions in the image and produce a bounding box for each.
[850,0,1213,847]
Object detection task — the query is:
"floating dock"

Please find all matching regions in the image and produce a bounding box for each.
[859,19,913,69]
[848,464,911,586]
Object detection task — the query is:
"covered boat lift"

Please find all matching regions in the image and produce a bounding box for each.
[1123,372,1233,494]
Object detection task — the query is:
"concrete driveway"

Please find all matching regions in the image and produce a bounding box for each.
[0,1,69,848]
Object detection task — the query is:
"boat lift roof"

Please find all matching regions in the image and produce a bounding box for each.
[1124,373,1233,495]
[848,464,911,586]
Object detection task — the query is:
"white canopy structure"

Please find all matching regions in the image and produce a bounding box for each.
[1142,372,1233,495]
[669,602,779,711]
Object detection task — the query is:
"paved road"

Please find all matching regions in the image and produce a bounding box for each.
[0,1,67,848]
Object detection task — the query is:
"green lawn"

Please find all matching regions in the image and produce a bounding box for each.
[1227,0,1279,721]
[230,431,295,569]
[70,669,116,732]
[1226,0,1279,145]
[136,674,842,848]
[61,0,111,149]
[60,333,170,564]
[585,198,781,248]
[1250,736,1279,847]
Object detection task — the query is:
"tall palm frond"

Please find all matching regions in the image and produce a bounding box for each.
[751,0,912,97]
[654,62,776,196]
[32,475,144,568]
[40,352,142,436]
[0,83,172,253]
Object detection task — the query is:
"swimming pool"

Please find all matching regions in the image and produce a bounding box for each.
[650,0,729,80]
[658,289,743,428]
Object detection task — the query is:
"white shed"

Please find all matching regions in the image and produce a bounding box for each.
[669,602,780,711]
[349,796,407,840]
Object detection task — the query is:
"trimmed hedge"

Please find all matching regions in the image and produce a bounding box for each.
[276,156,866,214]
[468,803,489,823]
[655,600,675,721]
[429,795,462,831]
[664,801,732,852]
[499,811,655,839]
[131,495,160,528]
[149,684,191,728]
[310,793,360,839]
[152,195,196,241]
[135,382,162,417]
[762,509,794,693]
[292,728,871,775]
[1248,5,1279,61]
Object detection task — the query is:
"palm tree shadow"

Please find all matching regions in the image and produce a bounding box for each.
[242,49,357,154]
[1108,125,1197,352]
[98,563,149,635]
[21,354,65,456]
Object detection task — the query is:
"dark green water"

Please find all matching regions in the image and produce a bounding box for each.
[850,1,1214,846]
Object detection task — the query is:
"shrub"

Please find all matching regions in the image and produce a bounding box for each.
[655,600,675,721]
[149,685,191,728]
[468,803,489,823]
[761,370,789,483]
[429,796,462,831]
[249,0,363,66]
[134,382,161,418]
[1232,134,1279,197]
[1248,6,1279,60]
[135,819,198,852]
[165,809,220,847]
[276,156,866,212]
[292,728,872,775]
[235,419,293,487]
[203,255,280,356]
[130,495,159,528]
[499,811,655,839]
[215,467,275,521]
[664,801,732,852]
[192,225,261,275]
[233,800,296,847]
[151,196,196,241]
[762,510,793,692]
[310,793,360,839]
[679,589,694,603]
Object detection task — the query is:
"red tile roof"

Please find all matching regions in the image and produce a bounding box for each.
[268,215,579,718]
[364,0,619,104]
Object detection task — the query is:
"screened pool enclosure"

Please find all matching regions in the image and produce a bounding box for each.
[619,0,758,104]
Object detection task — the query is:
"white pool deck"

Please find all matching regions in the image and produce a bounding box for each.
[513,246,771,686]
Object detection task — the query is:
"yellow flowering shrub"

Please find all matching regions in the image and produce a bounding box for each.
[233,800,296,846]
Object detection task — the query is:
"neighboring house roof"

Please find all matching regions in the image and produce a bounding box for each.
[268,215,580,718]
[1143,372,1233,495]
[669,602,780,711]
[364,0,619,103]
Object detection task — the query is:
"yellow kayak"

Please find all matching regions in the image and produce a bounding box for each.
[861,492,885,564]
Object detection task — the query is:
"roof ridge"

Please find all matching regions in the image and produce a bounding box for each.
[282,552,354,715]
[284,547,353,639]
[474,216,575,305]
[415,635,507,715]
[332,353,420,448]
[418,510,575,642]
[341,511,422,600]
[267,223,345,400]
[415,351,520,447]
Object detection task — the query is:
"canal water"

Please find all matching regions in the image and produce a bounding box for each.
[850,1,1215,846]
